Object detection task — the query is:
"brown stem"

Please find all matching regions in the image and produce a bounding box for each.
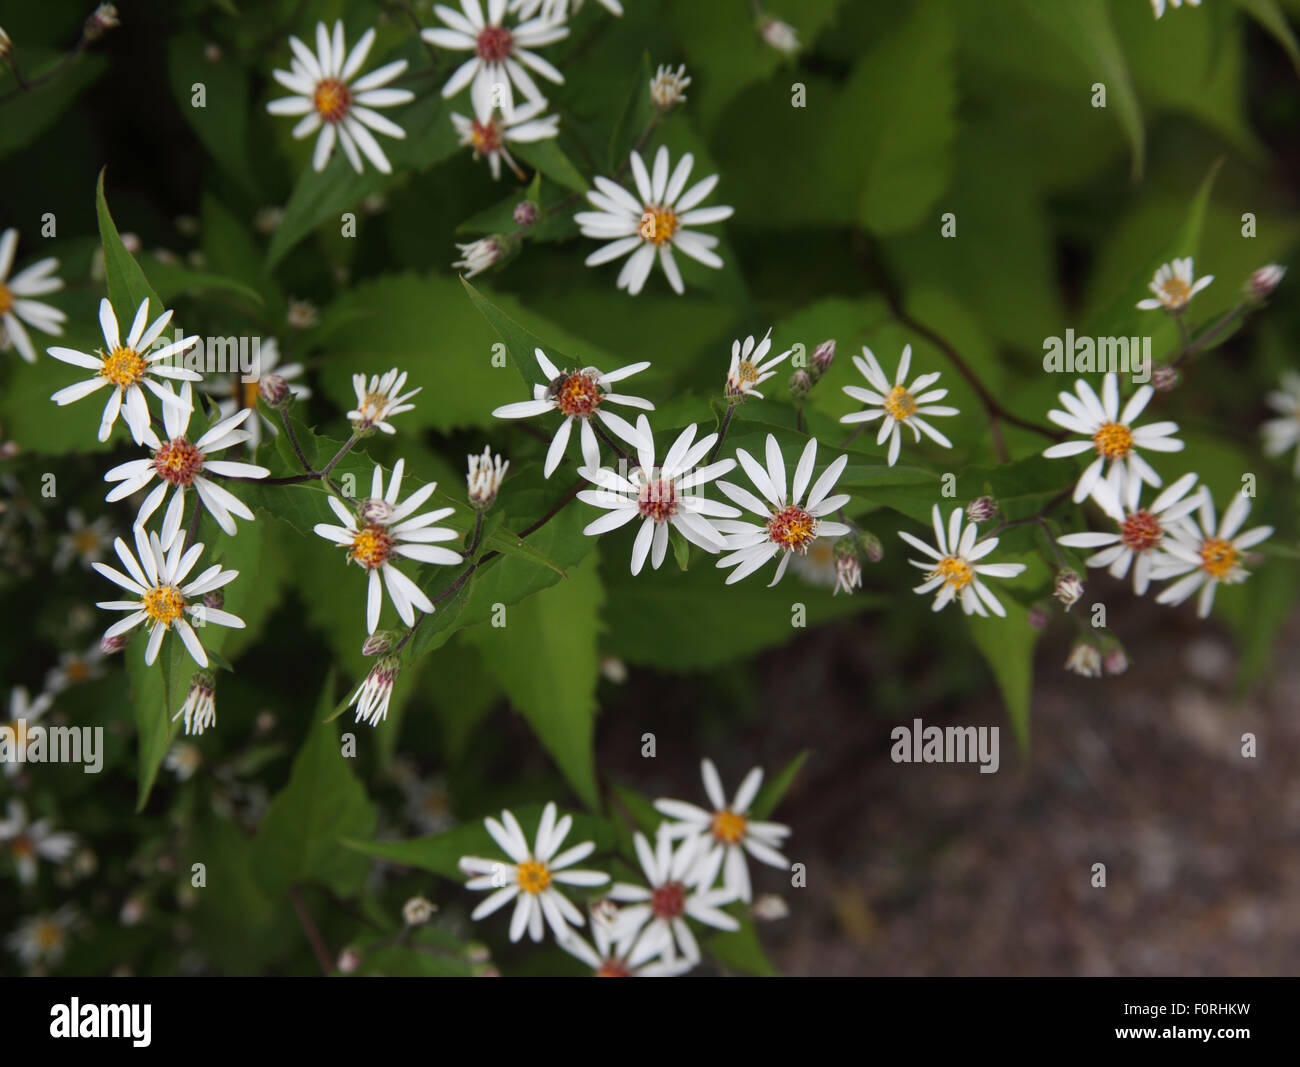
[289,886,334,975]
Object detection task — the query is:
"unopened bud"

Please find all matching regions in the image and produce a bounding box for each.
[362,631,394,657]
[758,15,800,54]
[85,4,120,40]
[402,896,437,925]
[512,200,539,228]
[337,948,361,974]
[99,632,131,655]
[599,656,628,684]
[1054,569,1083,611]
[789,369,812,398]
[1103,646,1129,676]
[203,589,224,611]
[751,894,790,922]
[259,373,289,408]
[856,531,883,563]
[965,496,997,524]
[1151,365,1181,392]
[467,445,508,509]
[811,339,836,376]
[358,497,395,525]
[1245,263,1286,303]
[1027,604,1050,632]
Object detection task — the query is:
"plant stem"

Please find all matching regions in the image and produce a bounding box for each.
[707,405,737,464]
[320,434,360,480]
[466,509,485,556]
[288,886,333,975]
[1172,303,1247,369]
[279,407,317,475]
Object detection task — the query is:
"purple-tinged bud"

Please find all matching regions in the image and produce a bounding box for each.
[362,631,394,657]
[1027,604,1050,632]
[259,373,289,408]
[1151,365,1181,392]
[99,632,131,655]
[857,532,883,563]
[337,948,361,974]
[203,589,224,611]
[966,496,997,524]
[1103,646,1129,676]
[811,339,836,376]
[1245,264,1286,304]
[358,497,395,526]
[789,369,812,398]
[512,200,539,228]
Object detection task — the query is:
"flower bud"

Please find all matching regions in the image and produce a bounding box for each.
[203,589,224,611]
[1103,646,1129,676]
[811,339,836,376]
[1064,641,1102,678]
[85,4,120,41]
[512,200,539,228]
[1151,365,1181,392]
[259,373,289,408]
[751,894,790,922]
[758,15,799,54]
[336,948,361,974]
[0,27,12,60]
[1027,604,1050,631]
[965,496,998,524]
[857,531,883,563]
[453,236,505,279]
[789,369,812,398]
[99,632,131,655]
[649,63,690,111]
[358,497,395,525]
[362,631,394,657]
[402,896,437,925]
[1245,263,1286,304]
[1054,569,1084,611]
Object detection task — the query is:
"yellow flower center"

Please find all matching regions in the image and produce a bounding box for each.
[639,207,678,245]
[74,530,101,555]
[516,859,551,894]
[0,283,11,315]
[142,584,186,627]
[929,555,973,590]
[64,660,91,684]
[35,922,65,950]
[349,525,394,570]
[241,379,261,410]
[766,505,818,553]
[1092,421,1133,459]
[100,346,147,388]
[1159,276,1192,307]
[736,359,760,384]
[1199,537,1239,579]
[884,385,917,421]
[313,78,351,122]
[711,809,748,845]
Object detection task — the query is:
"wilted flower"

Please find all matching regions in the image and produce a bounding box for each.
[1064,641,1102,678]
[1053,569,1084,611]
[173,672,216,736]
[402,896,437,925]
[452,236,504,278]
[85,4,119,40]
[832,541,862,597]
[347,657,399,726]
[468,446,509,508]
[1151,365,1180,392]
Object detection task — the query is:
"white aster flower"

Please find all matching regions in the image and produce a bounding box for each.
[267,20,414,174]
[163,742,202,781]
[1056,472,1205,595]
[452,235,504,278]
[1151,0,1201,19]
[576,145,734,296]
[103,382,270,550]
[1152,491,1273,617]
[900,504,1027,617]
[0,800,77,886]
[561,905,694,977]
[491,347,653,477]
[512,0,623,18]
[1261,370,1300,478]
[48,297,200,444]
[1042,372,1184,509]
[459,802,609,943]
[649,62,689,111]
[173,672,216,736]
[2,687,52,778]
[1136,256,1213,311]
[725,327,789,401]
[313,460,463,634]
[92,526,244,667]
[348,367,421,434]
[713,435,852,586]
[840,344,959,466]
[347,657,399,727]
[576,416,738,574]
[452,98,559,180]
[200,338,310,451]
[403,896,437,925]
[6,905,80,967]
[608,831,739,964]
[424,0,569,120]
[44,645,105,694]
[467,445,508,507]
[0,227,66,363]
[286,297,319,329]
[654,758,792,904]
[1065,641,1103,678]
[53,509,114,571]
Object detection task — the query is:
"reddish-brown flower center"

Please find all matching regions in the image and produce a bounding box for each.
[313,78,351,122]
[637,477,678,522]
[10,834,34,859]
[1119,509,1162,552]
[476,25,513,62]
[595,959,632,977]
[0,284,11,316]
[470,118,503,155]
[650,881,687,921]
[552,372,602,417]
[153,437,205,486]
[766,505,817,553]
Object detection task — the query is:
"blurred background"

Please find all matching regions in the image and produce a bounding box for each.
[1,0,1298,975]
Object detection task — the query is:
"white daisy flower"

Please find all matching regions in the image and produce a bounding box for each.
[423,0,569,120]
[575,145,734,296]
[459,802,609,943]
[266,20,414,174]
[0,800,77,886]
[312,459,463,634]
[1136,256,1213,311]
[347,657,399,727]
[900,504,1028,617]
[201,338,310,451]
[1041,372,1184,509]
[173,672,216,736]
[839,344,959,467]
[1151,0,1201,19]
[6,905,80,967]
[512,0,623,19]
[491,347,653,477]
[1,687,52,779]
[53,509,114,571]
[48,297,201,445]
[1065,641,1103,678]
[1056,472,1206,595]
[451,98,559,180]
[576,416,739,574]
[102,382,270,550]
[1261,370,1300,478]
[164,742,202,781]
[654,759,792,905]
[348,367,421,435]
[1152,491,1273,617]
[44,645,105,694]
[725,327,789,400]
[0,227,66,363]
[92,526,244,667]
[561,906,694,977]
[608,831,739,964]
[713,434,852,586]
[649,62,689,111]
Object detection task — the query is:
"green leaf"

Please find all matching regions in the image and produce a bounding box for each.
[123,635,192,811]
[465,551,605,810]
[1234,0,1300,74]
[510,137,589,193]
[705,916,780,977]
[252,676,377,896]
[95,169,165,326]
[137,252,265,308]
[968,598,1037,750]
[750,750,809,820]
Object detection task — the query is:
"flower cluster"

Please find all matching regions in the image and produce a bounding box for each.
[459,759,791,974]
